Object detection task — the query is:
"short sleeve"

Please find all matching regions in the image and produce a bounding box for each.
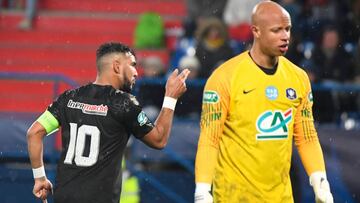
[112,94,154,139]
[47,91,68,126]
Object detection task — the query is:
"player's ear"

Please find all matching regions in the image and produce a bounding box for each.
[113,60,121,74]
[251,25,260,38]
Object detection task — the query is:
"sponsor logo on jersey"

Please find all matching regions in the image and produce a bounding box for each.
[265,86,278,100]
[137,111,148,126]
[203,91,219,103]
[286,88,297,100]
[308,91,313,102]
[256,108,292,140]
[67,100,108,116]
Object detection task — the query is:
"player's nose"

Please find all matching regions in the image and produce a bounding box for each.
[133,69,138,78]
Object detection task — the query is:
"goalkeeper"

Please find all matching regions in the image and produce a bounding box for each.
[194,1,333,203]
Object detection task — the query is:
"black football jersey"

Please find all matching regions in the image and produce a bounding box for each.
[47,83,154,203]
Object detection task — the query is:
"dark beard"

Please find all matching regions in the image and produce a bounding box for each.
[121,80,132,93]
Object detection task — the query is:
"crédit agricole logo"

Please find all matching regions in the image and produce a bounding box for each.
[256,108,293,140]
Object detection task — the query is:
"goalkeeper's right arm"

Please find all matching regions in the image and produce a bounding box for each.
[194,65,230,203]
[194,143,218,203]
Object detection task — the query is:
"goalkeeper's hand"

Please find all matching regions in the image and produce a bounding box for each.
[194,183,213,203]
[310,171,333,203]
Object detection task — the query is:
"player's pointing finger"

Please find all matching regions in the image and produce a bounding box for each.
[169,69,179,79]
[179,69,190,81]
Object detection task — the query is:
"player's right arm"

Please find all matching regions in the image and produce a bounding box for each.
[141,69,190,149]
[27,110,59,200]
[195,68,230,203]
[27,92,64,201]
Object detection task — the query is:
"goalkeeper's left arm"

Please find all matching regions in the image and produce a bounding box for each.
[293,80,333,203]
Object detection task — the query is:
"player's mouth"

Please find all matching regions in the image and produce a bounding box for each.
[279,44,288,52]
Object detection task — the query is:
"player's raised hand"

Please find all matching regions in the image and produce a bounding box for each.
[33,177,53,201]
[165,69,190,99]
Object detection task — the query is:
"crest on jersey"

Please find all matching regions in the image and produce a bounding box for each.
[286,88,297,100]
[137,111,148,126]
[265,86,278,100]
[256,108,293,140]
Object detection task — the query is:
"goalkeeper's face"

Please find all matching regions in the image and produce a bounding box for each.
[255,5,292,57]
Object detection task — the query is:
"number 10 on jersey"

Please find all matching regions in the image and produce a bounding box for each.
[64,123,100,167]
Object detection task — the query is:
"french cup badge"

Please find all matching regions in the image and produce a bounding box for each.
[286,88,297,100]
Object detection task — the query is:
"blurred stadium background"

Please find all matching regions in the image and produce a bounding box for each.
[0,0,359,202]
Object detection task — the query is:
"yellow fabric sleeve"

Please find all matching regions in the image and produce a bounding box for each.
[293,73,325,175]
[195,68,230,183]
[36,110,60,135]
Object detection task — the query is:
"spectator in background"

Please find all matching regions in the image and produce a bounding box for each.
[223,0,258,27]
[175,55,202,118]
[299,0,357,42]
[186,0,226,21]
[141,56,166,78]
[311,26,354,83]
[172,0,229,75]
[195,17,234,78]
[178,55,200,79]
[223,0,260,43]
[168,20,197,76]
[184,0,227,38]
[310,25,356,122]
[17,0,37,30]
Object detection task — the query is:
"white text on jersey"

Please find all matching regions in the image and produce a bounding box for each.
[67,100,108,116]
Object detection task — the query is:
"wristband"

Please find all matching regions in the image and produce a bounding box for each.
[162,96,177,110]
[32,166,46,179]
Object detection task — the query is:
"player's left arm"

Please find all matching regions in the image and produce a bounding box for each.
[293,72,333,203]
[121,69,188,150]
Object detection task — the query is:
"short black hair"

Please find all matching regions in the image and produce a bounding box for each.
[96,42,135,62]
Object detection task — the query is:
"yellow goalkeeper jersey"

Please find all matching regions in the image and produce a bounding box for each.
[195,51,325,203]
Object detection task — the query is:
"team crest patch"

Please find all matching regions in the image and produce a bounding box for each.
[203,91,219,103]
[256,108,293,140]
[137,111,148,126]
[286,88,297,100]
[265,86,278,100]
